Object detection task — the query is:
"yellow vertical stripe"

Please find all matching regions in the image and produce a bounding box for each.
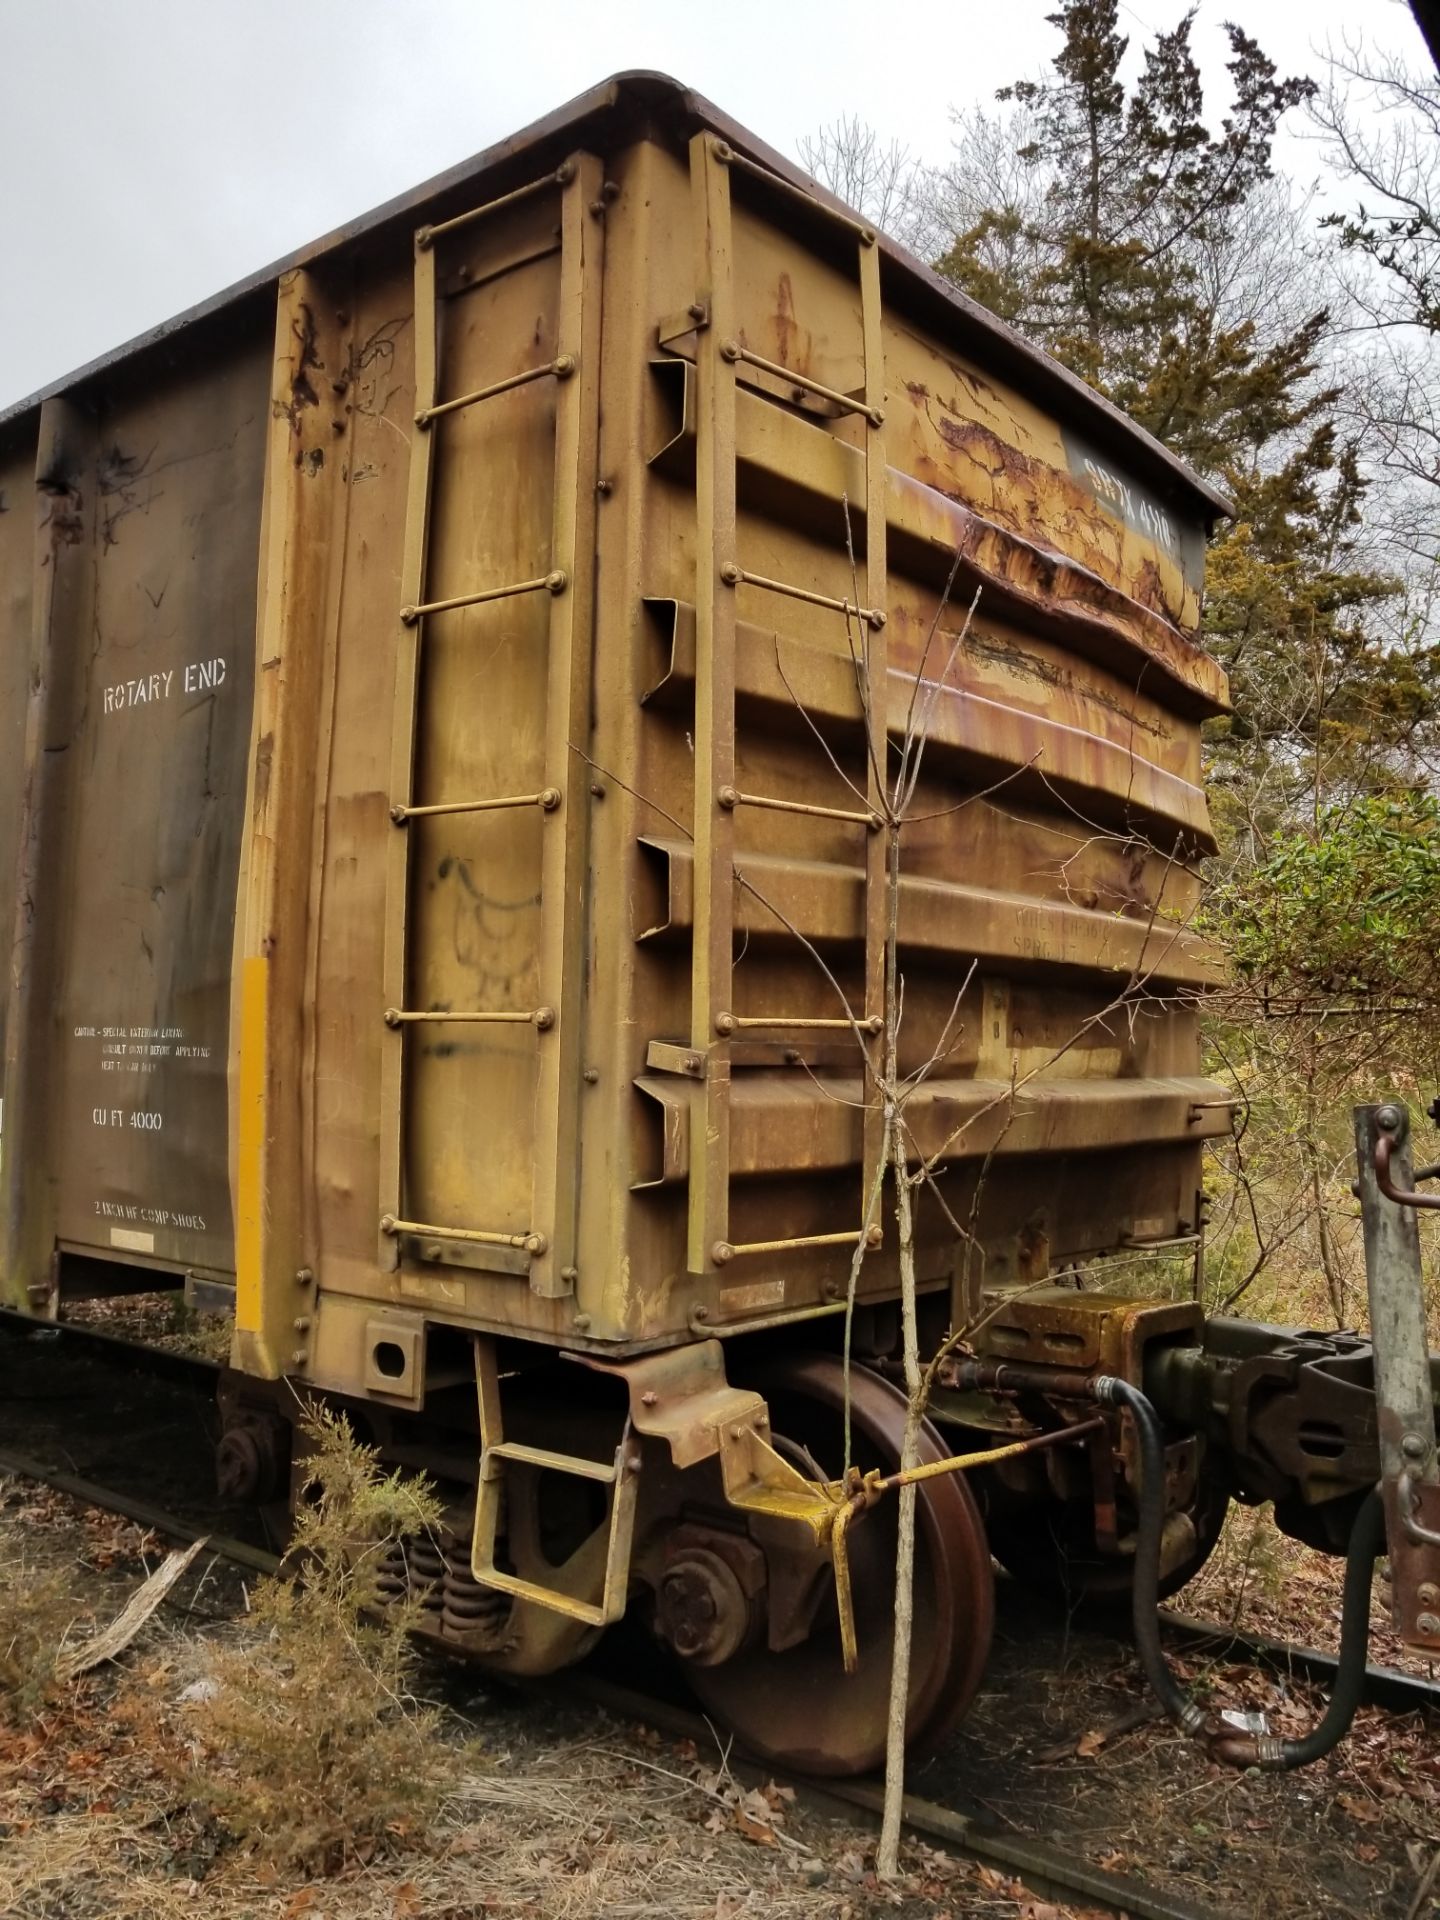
[236,955,267,1334]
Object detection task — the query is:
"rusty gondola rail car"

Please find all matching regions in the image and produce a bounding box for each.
[1,72,1434,1777]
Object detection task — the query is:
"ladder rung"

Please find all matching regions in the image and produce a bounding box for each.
[711,138,878,247]
[401,570,567,624]
[391,787,560,823]
[416,356,574,427]
[382,1214,548,1255]
[717,785,880,829]
[713,1225,885,1264]
[488,1441,619,1483]
[384,1006,555,1028]
[417,162,574,249]
[718,563,885,631]
[716,1012,883,1034]
[720,339,882,426]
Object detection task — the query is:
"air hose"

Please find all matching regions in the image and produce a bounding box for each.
[950,1358,1385,1769]
[1093,1374,1384,1770]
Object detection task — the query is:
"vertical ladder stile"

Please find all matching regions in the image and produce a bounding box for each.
[688,131,739,1277]
[378,233,439,1270]
[858,236,889,1237]
[528,154,604,1300]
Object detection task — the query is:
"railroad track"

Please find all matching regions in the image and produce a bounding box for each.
[0,1434,1210,1920]
[2,1312,1437,1920]
[6,1312,1438,1718]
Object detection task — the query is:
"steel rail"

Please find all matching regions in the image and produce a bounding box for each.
[0,1305,223,1388]
[6,1312,1439,1717]
[6,1313,1439,1717]
[0,1444,281,1577]
[564,1673,1220,1920]
[1160,1606,1440,1719]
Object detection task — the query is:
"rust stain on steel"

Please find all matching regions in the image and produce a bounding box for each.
[899,453,1214,696]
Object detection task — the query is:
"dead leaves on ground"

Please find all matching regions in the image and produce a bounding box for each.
[700,1774,796,1848]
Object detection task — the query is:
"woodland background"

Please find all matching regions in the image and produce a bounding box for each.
[801,0,1440,1339]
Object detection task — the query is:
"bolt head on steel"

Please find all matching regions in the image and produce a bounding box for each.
[1419,1612,1440,1637]
[1377,1103,1406,1134]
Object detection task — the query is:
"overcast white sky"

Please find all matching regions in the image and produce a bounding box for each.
[0,0,1430,413]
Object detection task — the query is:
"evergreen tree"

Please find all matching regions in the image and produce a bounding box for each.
[937,2,1417,815]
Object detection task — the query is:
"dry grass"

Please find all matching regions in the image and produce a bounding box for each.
[0,1470,1055,1920]
[0,1506,86,1720]
[0,1700,1005,1920]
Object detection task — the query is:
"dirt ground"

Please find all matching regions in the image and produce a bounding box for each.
[920,1578,1440,1920]
[0,1475,1094,1920]
[2,1315,1438,1919]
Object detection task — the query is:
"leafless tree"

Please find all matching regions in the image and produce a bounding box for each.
[1310,39,1440,588]
[796,115,945,257]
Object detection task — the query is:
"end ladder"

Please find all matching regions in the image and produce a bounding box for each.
[686,134,891,1278]
[378,154,604,1300]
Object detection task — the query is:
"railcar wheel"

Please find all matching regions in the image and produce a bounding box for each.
[682,1353,994,1777]
[985,1468,1230,1609]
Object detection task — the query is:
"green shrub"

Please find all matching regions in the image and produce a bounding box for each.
[186,1404,459,1871]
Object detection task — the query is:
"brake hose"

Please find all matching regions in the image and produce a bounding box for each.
[1094,1374,1386,1769]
